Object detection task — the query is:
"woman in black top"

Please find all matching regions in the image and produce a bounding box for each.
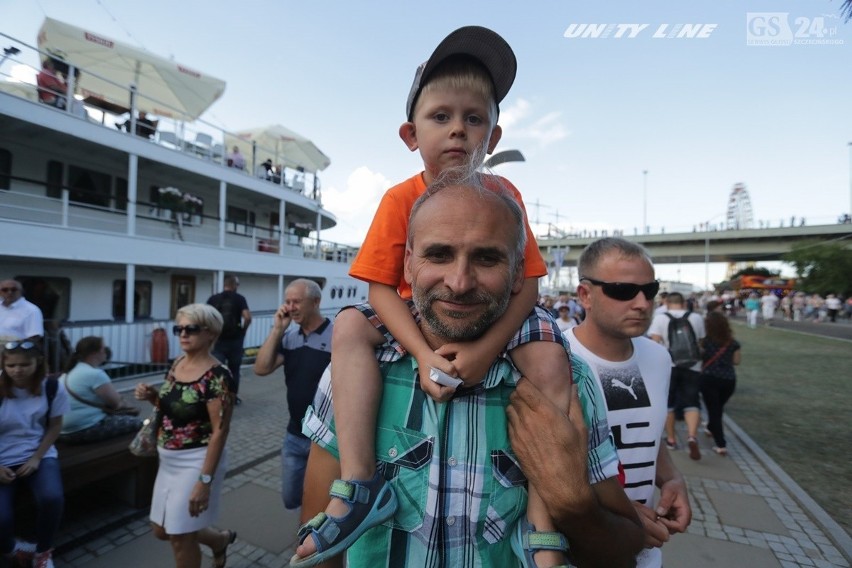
[700,311,742,455]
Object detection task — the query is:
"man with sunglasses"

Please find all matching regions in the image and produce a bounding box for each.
[648,292,706,460]
[0,280,44,344]
[567,238,691,568]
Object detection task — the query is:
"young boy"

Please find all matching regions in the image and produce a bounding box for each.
[295,27,573,568]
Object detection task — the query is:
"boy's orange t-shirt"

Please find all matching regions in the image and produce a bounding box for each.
[350,172,547,299]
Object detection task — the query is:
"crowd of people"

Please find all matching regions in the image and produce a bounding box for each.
[3,24,848,568]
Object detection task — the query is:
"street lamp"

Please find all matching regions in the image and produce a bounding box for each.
[703,213,727,291]
[484,149,525,169]
[643,170,648,234]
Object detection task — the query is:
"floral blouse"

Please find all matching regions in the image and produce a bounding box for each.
[157,362,232,450]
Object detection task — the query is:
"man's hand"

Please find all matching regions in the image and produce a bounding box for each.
[273,304,292,331]
[634,502,671,548]
[507,378,594,515]
[656,476,691,534]
[416,352,458,402]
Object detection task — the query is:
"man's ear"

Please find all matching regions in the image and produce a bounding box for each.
[403,245,414,285]
[486,124,502,154]
[577,282,593,310]
[511,260,525,294]
[399,122,418,152]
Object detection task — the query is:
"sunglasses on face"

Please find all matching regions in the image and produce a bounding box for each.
[1,288,21,293]
[580,277,660,302]
[4,341,37,351]
[172,324,206,336]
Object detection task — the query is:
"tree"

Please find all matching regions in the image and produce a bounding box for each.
[783,241,852,296]
[843,0,852,22]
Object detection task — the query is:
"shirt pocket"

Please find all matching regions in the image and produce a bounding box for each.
[482,449,528,544]
[375,424,433,532]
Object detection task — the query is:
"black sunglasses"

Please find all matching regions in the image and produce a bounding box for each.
[4,341,37,351]
[580,277,660,302]
[1,287,21,293]
[172,324,206,336]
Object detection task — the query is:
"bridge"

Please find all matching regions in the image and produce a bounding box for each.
[537,223,852,265]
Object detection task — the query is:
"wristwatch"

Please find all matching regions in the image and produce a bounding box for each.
[198,473,213,485]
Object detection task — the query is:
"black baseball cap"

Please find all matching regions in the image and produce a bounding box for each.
[405,26,517,121]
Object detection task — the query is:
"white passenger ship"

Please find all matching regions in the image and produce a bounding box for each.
[0,19,366,372]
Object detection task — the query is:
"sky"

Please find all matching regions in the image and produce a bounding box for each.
[3,0,851,289]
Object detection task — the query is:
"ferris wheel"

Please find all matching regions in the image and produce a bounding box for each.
[726,183,754,230]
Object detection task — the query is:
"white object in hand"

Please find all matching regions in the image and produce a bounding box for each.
[429,368,463,388]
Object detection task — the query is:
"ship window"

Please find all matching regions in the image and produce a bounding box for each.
[112,280,153,320]
[46,160,63,199]
[16,276,71,324]
[227,206,256,235]
[115,178,128,211]
[0,148,10,190]
[68,166,110,208]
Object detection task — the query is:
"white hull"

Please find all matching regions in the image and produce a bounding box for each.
[0,35,366,367]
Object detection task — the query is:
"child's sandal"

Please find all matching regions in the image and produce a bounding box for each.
[511,516,571,568]
[289,470,397,567]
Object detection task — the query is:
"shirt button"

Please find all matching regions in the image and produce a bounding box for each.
[447,457,457,467]
[388,447,398,458]
[446,516,456,526]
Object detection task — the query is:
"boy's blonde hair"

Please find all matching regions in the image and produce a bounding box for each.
[413,57,499,127]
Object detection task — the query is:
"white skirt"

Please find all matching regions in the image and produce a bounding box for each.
[150,446,227,534]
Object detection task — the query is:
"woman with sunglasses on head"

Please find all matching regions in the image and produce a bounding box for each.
[134,304,237,568]
[59,336,142,445]
[0,339,70,568]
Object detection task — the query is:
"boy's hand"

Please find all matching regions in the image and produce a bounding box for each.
[435,340,495,387]
[416,352,458,402]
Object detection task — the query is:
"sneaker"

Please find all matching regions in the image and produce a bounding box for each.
[11,540,35,565]
[31,549,54,568]
[665,438,677,450]
[712,446,728,456]
[687,437,701,461]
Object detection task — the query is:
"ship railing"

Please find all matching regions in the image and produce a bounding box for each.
[0,31,325,204]
[47,305,344,373]
[0,176,359,263]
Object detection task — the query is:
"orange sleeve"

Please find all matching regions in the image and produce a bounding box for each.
[350,173,545,297]
[498,177,547,279]
[349,174,424,298]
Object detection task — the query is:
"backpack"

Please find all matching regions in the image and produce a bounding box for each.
[664,312,700,368]
[210,293,242,339]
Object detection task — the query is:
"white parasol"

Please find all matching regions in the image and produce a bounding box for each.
[226,124,331,173]
[36,17,225,120]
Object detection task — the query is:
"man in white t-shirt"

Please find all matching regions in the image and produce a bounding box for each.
[760,291,779,325]
[0,279,44,341]
[573,237,691,568]
[648,292,705,460]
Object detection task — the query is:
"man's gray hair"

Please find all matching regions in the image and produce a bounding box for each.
[578,237,653,278]
[287,278,322,301]
[408,152,527,271]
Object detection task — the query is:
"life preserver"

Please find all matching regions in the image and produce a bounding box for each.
[151,327,168,363]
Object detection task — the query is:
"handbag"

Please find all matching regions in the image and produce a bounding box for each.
[62,373,141,416]
[129,358,179,457]
[128,407,160,457]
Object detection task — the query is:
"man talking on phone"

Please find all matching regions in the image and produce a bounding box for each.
[254,278,333,509]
